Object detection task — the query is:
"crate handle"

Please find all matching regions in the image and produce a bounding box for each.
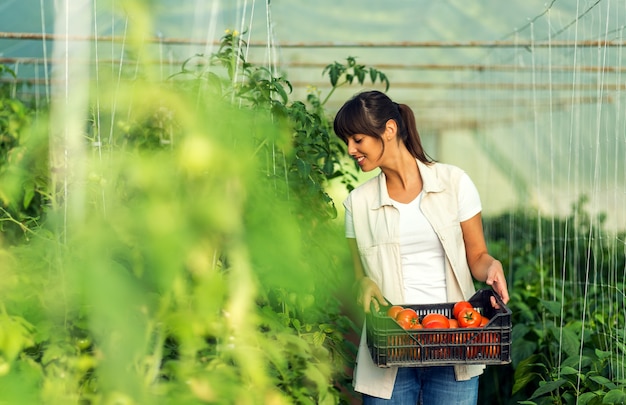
[476,288,511,315]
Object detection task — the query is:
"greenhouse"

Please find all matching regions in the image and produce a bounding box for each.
[1,0,625,404]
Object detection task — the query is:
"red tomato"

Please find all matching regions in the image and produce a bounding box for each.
[396,308,419,329]
[387,305,404,319]
[421,313,450,329]
[479,316,489,327]
[448,318,459,328]
[458,308,483,328]
[453,301,473,320]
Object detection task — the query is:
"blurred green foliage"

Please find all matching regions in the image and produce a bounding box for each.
[0,24,387,404]
[0,65,48,244]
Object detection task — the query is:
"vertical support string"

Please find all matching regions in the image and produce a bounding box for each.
[569,0,591,396]
[544,3,555,335]
[49,0,92,239]
[529,23,545,306]
[561,0,580,382]
[616,17,626,383]
[39,0,50,104]
[92,0,106,214]
[203,0,220,63]
[232,0,248,104]
[106,15,128,147]
[591,0,611,374]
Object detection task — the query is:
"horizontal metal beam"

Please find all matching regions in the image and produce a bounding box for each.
[2,56,626,74]
[289,81,626,91]
[2,32,626,48]
[3,77,625,92]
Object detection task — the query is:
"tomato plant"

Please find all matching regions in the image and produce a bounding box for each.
[0,26,395,405]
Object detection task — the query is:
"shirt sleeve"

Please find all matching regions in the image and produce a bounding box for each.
[343,193,356,238]
[457,172,482,222]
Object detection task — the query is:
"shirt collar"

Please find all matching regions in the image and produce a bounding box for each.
[374,159,445,208]
[417,159,445,194]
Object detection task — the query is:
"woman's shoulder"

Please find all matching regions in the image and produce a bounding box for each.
[429,161,465,174]
[344,172,382,206]
[426,161,468,181]
[351,172,382,194]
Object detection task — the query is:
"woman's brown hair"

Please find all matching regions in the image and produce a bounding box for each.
[333,90,432,163]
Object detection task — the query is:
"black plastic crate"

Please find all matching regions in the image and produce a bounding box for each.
[366,289,512,367]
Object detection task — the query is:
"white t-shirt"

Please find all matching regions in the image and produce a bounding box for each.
[345,172,481,304]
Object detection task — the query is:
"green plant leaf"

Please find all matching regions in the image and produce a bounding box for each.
[577,392,598,405]
[378,72,390,91]
[589,375,617,390]
[313,331,326,346]
[512,354,541,394]
[549,324,580,357]
[602,389,626,404]
[539,299,562,316]
[355,67,366,84]
[595,349,612,360]
[561,354,592,370]
[273,82,289,104]
[22,183,34,209]
[560,366,579,376]
[511,336,537,367]
[369,69,378,83]
[530,379,567,399]
[513,371,540,395]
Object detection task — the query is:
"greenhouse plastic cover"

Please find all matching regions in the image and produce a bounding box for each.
[1,0,625,228]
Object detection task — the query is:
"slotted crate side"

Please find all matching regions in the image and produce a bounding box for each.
[366,289,512,367]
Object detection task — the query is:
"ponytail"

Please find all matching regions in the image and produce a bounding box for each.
[397,103,432,163]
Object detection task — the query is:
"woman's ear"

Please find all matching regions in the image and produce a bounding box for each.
[385,119,398,141]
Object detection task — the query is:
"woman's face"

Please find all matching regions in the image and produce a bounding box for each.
[346,134,384,172]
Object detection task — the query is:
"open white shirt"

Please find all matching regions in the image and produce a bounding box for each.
[345,172,481,305]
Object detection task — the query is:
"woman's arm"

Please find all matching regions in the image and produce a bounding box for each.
[460,213,510,304]
[347,238,388,312]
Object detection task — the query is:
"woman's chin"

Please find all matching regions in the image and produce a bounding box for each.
[360,165,378,173]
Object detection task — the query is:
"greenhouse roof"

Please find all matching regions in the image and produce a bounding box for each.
[1,0,625,227]
[3,1,624,126]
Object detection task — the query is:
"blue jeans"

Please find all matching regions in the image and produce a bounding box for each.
[362,366,479,405]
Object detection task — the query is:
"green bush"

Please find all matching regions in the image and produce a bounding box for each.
[480,198,626,405]
[0,29,387,404]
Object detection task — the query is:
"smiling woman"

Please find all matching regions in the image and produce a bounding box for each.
[334,90,509,404]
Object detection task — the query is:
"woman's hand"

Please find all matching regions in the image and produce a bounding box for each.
[485,259,509,306]
[355,277,388,313]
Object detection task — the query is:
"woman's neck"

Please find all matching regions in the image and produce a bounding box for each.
[382,151,422,203]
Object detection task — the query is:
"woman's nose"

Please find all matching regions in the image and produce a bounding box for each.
[347,139,356,155]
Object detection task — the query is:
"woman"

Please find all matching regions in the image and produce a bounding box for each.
[334,90,509,404]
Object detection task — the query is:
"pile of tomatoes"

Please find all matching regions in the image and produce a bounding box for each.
[386,300,489,330]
